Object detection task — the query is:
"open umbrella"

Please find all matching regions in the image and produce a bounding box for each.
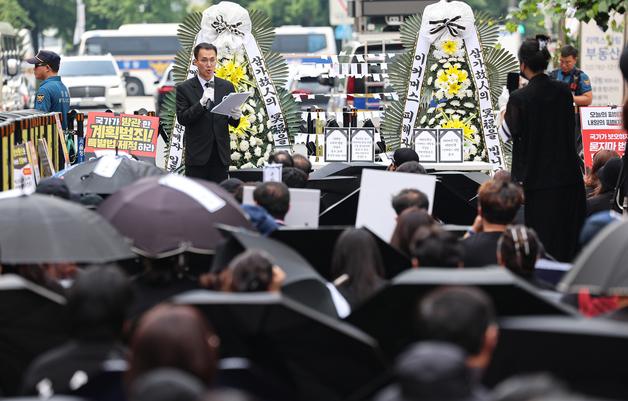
[558,220,628,295]
[485,316,628,399]
[0,274,69,396]
[0,193,134,264]
[347,267,577,358]
[270,226,410,280]
[174,290,387,401]
[59,155,165,195]
[214,226,338,317]
[97,175,253,257]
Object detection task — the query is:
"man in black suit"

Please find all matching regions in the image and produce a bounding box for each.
[176,42,241,182]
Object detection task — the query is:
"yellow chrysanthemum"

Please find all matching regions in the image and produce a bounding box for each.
[456,70,468,82]
[446,65,461,76]
[216,60,247,87]
[437,70,449,85]
[447,82,462,96]
[441,118,474,140]
[229,115,251,137]
[442,40,458,55]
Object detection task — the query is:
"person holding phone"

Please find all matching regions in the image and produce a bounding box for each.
[500,35,586,263]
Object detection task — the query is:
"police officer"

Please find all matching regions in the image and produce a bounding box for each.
[26,50,70,129]
[550,45,592,159]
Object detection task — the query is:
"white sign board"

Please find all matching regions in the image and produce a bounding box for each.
[355,169,436,242]
[580,13,625,106]
[350,128,375,162]
[438,129,464,163]
[413,128,438,163]
[263,163,283,182]
[324,128,349,162]
[243,186,321,228]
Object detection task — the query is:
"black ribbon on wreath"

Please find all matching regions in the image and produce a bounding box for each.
[428,15,465,37]
[211,15,245,37]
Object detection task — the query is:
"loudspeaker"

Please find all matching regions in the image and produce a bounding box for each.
[431,171,490,225]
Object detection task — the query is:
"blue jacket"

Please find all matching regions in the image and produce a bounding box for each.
[35,76,71,129]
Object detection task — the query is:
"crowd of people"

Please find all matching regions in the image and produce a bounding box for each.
[1,40,628,401]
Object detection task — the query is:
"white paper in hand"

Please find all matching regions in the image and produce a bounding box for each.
[211,92,253,116]
[159,174,226,213]
[93,156,123,178]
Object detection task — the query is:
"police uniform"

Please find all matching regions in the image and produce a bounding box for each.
[35,76,71,129]
[550,67,592,158]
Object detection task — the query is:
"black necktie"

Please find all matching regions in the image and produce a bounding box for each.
[205,81,214,88]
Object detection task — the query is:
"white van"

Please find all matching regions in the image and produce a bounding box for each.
[273,26,337,63]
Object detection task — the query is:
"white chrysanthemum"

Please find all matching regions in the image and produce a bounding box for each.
[239,141,249,152]
[248,113,257,123]
[420,115,427,125]
[427,107,435,114]
[256,157,265,167]
[458,110,467,115]
[463,102,475,108]
[230,133,238,141]
[267,132,273,142]
[244,151,251,160]
[466,90,473,97]
[427,76,433,85]
[229,165,237,171]
[430,64,439,71]
[230,140,237,149]
[435,91,444,100]
[428,117,436,125]
[241,162,255,168]
[254,146,262,157]
[249,137,257,147]
[256,138,263,146]
[450,100,461,107]
[445,108,455,114]
[231,152,241,161]
[443,62,451,68]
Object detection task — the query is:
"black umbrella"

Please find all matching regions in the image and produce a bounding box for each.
[347,267,577,358]
[558,220,628,296]
[0,274,69,396]
[0,194,134,264]
[270,226,410,280]
[174,290,387,401]
[485,316,628,399]
[215,226,338,317]
[98,176,253,257]
[59,156,165,195]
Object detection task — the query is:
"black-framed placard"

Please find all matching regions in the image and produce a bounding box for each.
[413,128,438,163]
[438,128,464,163]
[324,128,349,162]
[350,128,375,162]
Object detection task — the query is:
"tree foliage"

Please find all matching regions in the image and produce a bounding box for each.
[0,0,32,30]
[507,0,626,34]
[83,0,190,30]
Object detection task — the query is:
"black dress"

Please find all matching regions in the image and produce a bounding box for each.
[504,74,586,262]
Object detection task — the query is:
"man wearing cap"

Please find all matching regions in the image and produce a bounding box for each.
[26,50,70,129]
[549,45,592,158]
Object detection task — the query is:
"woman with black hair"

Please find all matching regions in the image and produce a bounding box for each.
[501,35,586,262]
[330,228,387,308]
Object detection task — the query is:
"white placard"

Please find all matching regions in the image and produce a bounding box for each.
[438,129,464,163]
[159,174,226,213]
[324,128,349,162]
[263,163,283,182]
[242,186,321,228]
[580,13,625,106]
[356,169,436,241]
[350,128,375,162]
[93,156,123,178]
[413,128,438,163]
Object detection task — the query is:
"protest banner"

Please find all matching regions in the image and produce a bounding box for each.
[580,106,625,168]
[84,112,159,163]
[12,143,36,192]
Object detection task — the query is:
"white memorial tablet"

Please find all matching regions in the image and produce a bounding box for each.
[413,128,438,163]
[350,128,375,162]
[324,128,349,162]
[438,129,464,163]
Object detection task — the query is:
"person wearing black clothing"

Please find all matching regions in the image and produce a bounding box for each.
[501,36,586,262]
[586,157,621,216]
[176,43,241,183]
[462,179,523,267]
[22,265,132,396]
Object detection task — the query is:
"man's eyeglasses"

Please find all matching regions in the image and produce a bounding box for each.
[196,58,217,65]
